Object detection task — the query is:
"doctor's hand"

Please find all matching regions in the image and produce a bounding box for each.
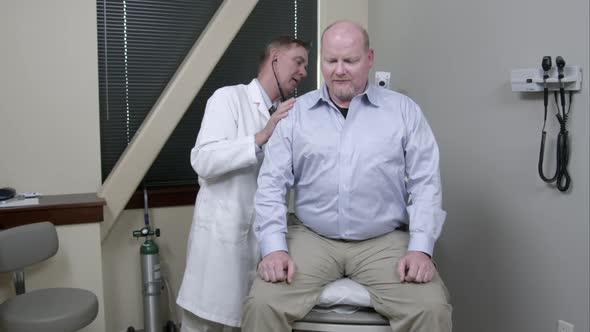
[397,251,436,283]
[255,97,296,146]
[257,250,296,284]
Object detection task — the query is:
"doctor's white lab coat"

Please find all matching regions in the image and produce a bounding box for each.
[177,79,270,327]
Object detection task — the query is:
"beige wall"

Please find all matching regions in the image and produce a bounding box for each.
[0,1,105,332]
[319,0,368,31]
[0,0,102,194]
[368,0,589,332]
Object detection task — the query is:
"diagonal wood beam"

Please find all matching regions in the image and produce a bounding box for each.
[98,0,259,241]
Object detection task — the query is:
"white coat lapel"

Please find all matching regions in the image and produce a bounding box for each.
[247,80,271,122]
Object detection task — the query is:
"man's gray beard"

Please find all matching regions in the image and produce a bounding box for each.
[332,85,355,102]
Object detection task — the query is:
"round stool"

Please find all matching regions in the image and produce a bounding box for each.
[293,306,391,332]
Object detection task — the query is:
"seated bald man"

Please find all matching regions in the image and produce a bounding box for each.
[242,21,452,332]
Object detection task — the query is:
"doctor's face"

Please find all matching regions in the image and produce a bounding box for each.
[274,44,309,95]
[321,23,374,106]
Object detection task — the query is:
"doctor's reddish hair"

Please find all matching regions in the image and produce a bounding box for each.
[258,36,310,72]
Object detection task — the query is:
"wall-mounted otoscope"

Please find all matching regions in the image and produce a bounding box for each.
[536,56,574,192]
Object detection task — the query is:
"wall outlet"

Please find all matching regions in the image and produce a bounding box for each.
[557,320,574,332]
[375,71,391,89]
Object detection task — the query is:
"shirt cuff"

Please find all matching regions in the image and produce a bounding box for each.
[407,232,435,257]
[260,232,288,257]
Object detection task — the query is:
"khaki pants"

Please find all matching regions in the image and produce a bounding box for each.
[242,220,452,332]
[181,310,240,332]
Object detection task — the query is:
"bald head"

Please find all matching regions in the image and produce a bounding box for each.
[320,20,374,108]
[321,20,370,51]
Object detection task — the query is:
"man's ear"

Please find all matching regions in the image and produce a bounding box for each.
[367,48,375,68]
[270,49,280,61]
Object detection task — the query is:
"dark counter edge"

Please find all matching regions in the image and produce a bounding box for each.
[0,193,105,230]
[0,186,199,229]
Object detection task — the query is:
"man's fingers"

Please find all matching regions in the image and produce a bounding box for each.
[397,252,437,283]
[263,260,287,282]
[416,263,428,282]
[258,251,296,283]
[258,263,267,281]
[419,264,434,283]
[274,264,286,281]
[424,269,433,283]
[264,266,271,282]
[406,263,418,281]
[286,259,296,283]
[284,97,296,106]
[269,267,278,282]
[426,264,435,282]
[259,262,275,282]
[277,98,296,112]
[277,105,293,114]
[415,265,426,283]
[397,258,407,281]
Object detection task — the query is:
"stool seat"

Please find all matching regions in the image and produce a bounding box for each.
[0,287,99,332]
[294,306,391,332]
[299,307,389,325]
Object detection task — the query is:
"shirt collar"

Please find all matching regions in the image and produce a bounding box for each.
[314,82,381,108]
[364,84,381,106]
[254,78,274,109]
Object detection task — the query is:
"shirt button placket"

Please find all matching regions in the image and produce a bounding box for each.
[339,133,350,238]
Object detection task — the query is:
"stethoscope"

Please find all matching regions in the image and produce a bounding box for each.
[268,57,287,115]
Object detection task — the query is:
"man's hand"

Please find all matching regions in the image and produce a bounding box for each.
[397,251,436,283]
[255,97,296,146]
[257,250,296,283]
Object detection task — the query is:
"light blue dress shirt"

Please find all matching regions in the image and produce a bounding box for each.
[254,83,446,257]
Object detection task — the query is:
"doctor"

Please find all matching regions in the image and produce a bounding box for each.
[176,36,309,332]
